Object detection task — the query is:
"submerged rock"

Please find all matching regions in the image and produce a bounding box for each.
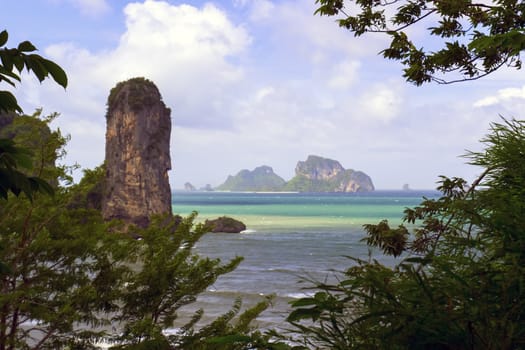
[205,216,246,233]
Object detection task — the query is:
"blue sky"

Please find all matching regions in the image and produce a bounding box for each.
[2,0,525,189]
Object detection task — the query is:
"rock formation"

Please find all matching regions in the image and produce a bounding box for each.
[295,155,345,181]
[201,184,214,191]
[205,216,246,233]
[284,155,374,192]
[184,182,196,191]
[102,78,172,227]
[216,165,286,191]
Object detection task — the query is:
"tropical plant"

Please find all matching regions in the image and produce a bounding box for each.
[0,29,67,200]
[0,112,119,349]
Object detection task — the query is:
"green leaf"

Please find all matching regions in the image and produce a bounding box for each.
[0,51,13,72]
[12,55,24,72]
[206,334,252,344]
[30,176,55,196]
[24,54,48,82]
[290,297,318,307]
[0,30,8,47]
[287,307,322,322]
[403,256,433,265]
[0,91,22,113]
[0,64,21,81]
[17,41,37,52]
[42,58,68,88]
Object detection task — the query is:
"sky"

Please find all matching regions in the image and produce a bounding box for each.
[2,0,525,190]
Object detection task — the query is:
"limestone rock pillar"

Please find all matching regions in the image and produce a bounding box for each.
[102,78,172,227]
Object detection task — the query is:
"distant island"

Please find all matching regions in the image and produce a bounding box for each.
[215,155,374,193]
[216,165,286,192]
[184,182,196,191]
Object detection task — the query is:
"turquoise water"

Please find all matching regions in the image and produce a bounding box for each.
[172,191,433,230]
[171,190,438,327]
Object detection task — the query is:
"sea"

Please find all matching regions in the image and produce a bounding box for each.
[170,190,439,329]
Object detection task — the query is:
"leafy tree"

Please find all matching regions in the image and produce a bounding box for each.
[0,29,67,199]
[0,112,120,349]
[315,0,525,84]
[288,118,525,349]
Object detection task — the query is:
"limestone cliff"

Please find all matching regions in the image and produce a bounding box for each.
[294,155,345,181]
[102,78,172,227]
[284,155,374,192]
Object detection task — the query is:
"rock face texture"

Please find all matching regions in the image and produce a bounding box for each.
[295,155,345,181]
[102,78,172,227]
[216,165,286,192]
[284,155,374,192]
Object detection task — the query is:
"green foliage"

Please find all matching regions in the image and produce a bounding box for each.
[68,162,106,210]
[175,296,292,350]
[288,118,525,349]
[113,212,243,341]
[0,29,67,112]
[110,213,288,349]
[0,110,71,200]
[0,29,68,200]
[283,176,335,192]
[106,77,162,119]
[0,114,118,349]
[315,0,525,84]
[0,138,53,200]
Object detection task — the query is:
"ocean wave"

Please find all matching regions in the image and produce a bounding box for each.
[285,292,315,299]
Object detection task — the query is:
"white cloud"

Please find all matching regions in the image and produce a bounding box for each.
[248,0,275,21]
[474,85,525,107]
[358,83,402,123]
[254,86,275,101]
[243,0,386,64]
[327,59,360,89]
[49,0,251,123]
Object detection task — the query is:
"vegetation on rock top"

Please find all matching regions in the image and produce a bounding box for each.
[106,77,168,118]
